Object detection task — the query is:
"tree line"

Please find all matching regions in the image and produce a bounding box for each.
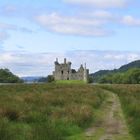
[99,68,140,84]
[0,69,23,83]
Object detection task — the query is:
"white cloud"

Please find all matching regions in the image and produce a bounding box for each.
[0,22,33,44]
[0,22,34,33]
[35,11,140,37]
[88,10,113,19]
[35,13,112,36]
[0,53,15,62]
[104,54,125,60]
[127,53,140,61]
[0,23,17,30]
[37,13,105,26]
[67,50,140,72]
[122,15,140,26]
[0,51,65,76]
[0,50,140,76]
[0,22,34,43]
[63,0,128,8]
[0,32,9,41]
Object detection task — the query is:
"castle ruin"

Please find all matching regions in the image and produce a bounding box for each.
[53,58,89,82]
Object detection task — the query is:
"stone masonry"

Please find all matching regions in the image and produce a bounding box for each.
[53,58,89,82]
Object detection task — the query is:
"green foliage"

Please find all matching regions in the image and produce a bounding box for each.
[91,70,115,83]
[101,85,140,140]
[0,118,31,140]
[119,60,140,72]
[47,75,54,83]
[92,59,140,83]
[0,69,22,83]
[37,75,54,83]
[99,68,140,84]
[0,83,106,140]
[38,75,54,83]
[37,77,48,82]
[87,75,94,83]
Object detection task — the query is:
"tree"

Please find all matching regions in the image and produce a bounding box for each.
[0,69,23,83]
[88,76,94,83]
[98,68,140,84]
[127,68,140,84]
[47,75,54,83]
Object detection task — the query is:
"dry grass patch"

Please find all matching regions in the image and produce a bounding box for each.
[0,83,107,140]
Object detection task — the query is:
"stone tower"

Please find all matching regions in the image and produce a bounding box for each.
[53,58,89,82]
[84,63,89,82]
[53,58,71,80]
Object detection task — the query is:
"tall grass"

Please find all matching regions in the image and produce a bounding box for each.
[0,83,106,140]
[101,84,140,140]
[55,80,86,84]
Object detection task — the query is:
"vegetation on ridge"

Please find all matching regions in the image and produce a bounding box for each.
[99,68,140,84]
[0,69,23,83]
[91,60,140,83]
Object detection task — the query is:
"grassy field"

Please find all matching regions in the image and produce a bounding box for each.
[0,83,139,140]
[101,84,140,140]
[55,80,86,84]
[0,83,107,140]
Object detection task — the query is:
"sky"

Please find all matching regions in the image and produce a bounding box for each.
[0,0,140,76]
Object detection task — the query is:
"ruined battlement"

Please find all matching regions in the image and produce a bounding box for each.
[53,58,89,82]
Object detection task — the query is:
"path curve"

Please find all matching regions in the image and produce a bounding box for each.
[85,90,134,140]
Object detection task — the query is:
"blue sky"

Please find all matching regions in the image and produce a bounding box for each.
[0,0,140,76]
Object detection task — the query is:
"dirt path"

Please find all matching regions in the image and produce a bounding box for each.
[85,90,134,140]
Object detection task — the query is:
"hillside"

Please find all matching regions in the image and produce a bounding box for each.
[0,68,23,83]
[21,76,42,83]
[92,60,140,83]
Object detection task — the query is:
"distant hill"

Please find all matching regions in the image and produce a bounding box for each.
[0,69,23,83]
[21,75,54,83]
[21,76,42,83]
[91,60,140,83]
[119,60,140,72]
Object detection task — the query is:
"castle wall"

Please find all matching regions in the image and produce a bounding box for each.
[53,58,89,82]
[53,60,71,80]
[70,71,84,80]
